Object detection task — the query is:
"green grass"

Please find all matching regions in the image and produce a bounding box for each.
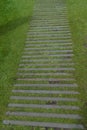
[67,0,87,128]
[0,0,87,129]
[0,0,34,129]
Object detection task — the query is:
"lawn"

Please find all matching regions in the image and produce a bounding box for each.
[0,0,34,128]
[67,0,87,128]
[0,0,87,129]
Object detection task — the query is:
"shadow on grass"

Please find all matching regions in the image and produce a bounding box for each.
[0,16,32,35]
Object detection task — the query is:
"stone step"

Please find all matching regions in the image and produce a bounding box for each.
[31,27,68,31]
[31,22,69,25]
[22,54,73,58]
[24,46,73,52]
[28,32,71,35]
[24,47,73,50]
[34,6,67,8]
[25,43,72,46]
[33,12,67,15]
[31,20,68,22]
[23,50,73,53]
[3,120,84,129]
[27,35,71,40]
[27,34,71,37]
[6,111,81,119]
[32,17,67,20]
[21,58,72,62]
[33,12,67,14]
[30,23,69,27]
[33,9,67,10]
[33,13,67,15]
[31,19,68,22]
[30,26,69,29]
[34,7,66,8]
[31,21,68,24]
[8,103,79,110]
[32,17,68,19]
[18,68,75,71]
[31,23,68,26]
[28,29,70,32]
[31,23,69,27]
[33,9,67,11]
[28,39,71,43]
[31,17,68,20]
[11,96,78,102]
[35,5,66,8]
[30,26,69,28]
[34,16,67,18]
[19,63,74,67]
[17,78,75,81]
[17,72,71,76]
[34,5,67,7]
[14,83,77,87]
[12,90,79,95]
[34,9,67,11]
[21,59,73,63]
[34,5,66,7]
[33,8,67,10]
[33,14,67,16]
[27,37,71,40]
[25,39,72,42]
[22,54,73,59]
[29,30,70,33]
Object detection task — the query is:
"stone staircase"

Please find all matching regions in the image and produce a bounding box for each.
[3,0,84,129]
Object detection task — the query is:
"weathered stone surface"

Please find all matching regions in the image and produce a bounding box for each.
[12,90,79,95]
[6,112,81,119]
[19,63,74,66]
[17,72,71,76]
[3,120,84,129]
[11,96,78,102]
[14,83,78,87]
[22,54,73,58]
[18,68,75,71]
[8,103,79,110]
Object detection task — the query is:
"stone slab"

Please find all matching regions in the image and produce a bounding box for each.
[25,43,72,46]
[17,72,71,76]
[21,59,73,62]
[19,63,74,66]
[23,50,73,53]
[22,54,73,58]
[11,96,78,102]
[6,112,81,119]
[14,83,78,87]
[3,120,84,129]
[26,39,72,42]
[18,68,75,71]
[17,78,75,81]
[24,47,73,50]
[8,103,79,110]
[12,90,79,95]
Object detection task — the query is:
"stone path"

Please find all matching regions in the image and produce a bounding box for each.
[3,0,84,129]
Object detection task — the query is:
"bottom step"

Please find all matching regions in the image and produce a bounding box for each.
[3,120,84,129]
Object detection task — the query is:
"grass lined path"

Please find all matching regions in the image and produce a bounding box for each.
[3,0,84,129]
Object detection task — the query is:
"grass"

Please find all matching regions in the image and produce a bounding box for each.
[67,0,87,128]
[0,0,87,130]
[0,0,34,129]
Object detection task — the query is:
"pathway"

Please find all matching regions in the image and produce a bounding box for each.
[3,0,84,129]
